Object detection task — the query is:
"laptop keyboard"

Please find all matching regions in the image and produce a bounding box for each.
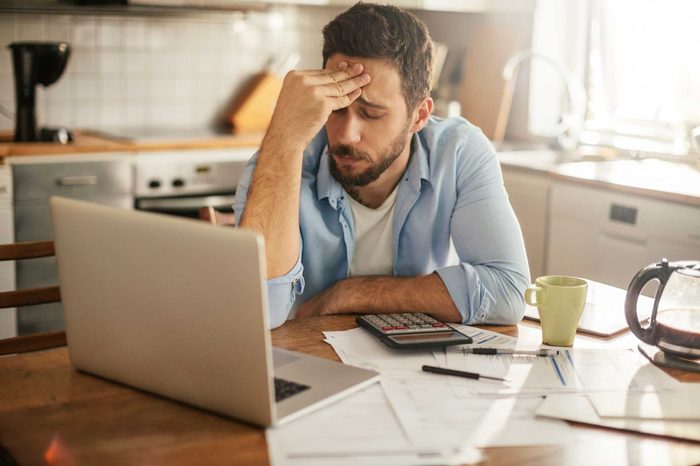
[274,377,310,402]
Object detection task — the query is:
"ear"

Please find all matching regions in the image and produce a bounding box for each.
[409,97,433,133]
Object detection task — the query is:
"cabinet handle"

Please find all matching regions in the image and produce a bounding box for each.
[609,204,637,225]
[56,175,98,187]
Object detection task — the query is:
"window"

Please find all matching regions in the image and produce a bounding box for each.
[530,0,700,158]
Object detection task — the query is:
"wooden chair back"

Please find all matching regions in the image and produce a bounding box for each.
[0,240,65,355]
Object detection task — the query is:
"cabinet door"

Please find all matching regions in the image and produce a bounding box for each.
[502,168,550,279]
[547,182,700,290]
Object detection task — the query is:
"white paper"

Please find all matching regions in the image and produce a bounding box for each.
[266,384,482,466]
[446,346,681,396]
[381,374,574,448]
[588,387,700,420]
[536,394,700,443]
[324,328,440,371]
[324,326,573,449]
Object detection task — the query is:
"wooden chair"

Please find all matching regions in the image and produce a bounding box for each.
[0,240,65,355]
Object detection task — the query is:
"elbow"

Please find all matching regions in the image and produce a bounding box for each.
[496,273,528,325]
[476,268,528,325]
[496,294,526,325]
[269,318,287,330]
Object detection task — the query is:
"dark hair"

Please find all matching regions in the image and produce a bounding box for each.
[322,2,434,112]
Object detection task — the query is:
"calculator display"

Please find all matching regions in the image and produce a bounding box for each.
[390,331,464,342]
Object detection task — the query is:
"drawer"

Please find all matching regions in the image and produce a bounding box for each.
[13,159,132,202]
[550,182,700,247]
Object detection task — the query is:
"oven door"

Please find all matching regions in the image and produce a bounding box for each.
[135,193,236,219]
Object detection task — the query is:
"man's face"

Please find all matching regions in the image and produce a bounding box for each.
[325,54,413,188]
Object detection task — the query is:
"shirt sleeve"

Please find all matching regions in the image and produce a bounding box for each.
[234,151,306,329]
[436,130,531,325]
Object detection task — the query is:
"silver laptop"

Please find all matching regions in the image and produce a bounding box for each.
[50,196,379,427]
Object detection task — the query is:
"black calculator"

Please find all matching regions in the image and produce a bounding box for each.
[356,313,472,349]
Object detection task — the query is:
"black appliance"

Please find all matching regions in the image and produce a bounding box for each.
[9,41,72,143]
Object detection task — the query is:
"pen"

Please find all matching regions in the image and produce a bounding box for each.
[461,348,560,357]
[422,365,510,382]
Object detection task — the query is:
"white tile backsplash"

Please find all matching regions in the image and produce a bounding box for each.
[124,19,147,50]
[97,18,122,48]
[98,50,122,74]
[99,76,125,100]
[71,17,97,47]
[71,49,97,73]
[0,16,16,46]
[48,73,72,100]
[0,76,12,101]
[0,6,330,133]
[44,100,75,128]
[0,100,15,132]
[45,15,70,42]
[16,15,44,41]
[72,75,98,101]
[74,102,99,127]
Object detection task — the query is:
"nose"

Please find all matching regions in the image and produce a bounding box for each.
[334,112,362,146]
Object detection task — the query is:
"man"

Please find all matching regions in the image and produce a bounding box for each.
[235,2,530,329]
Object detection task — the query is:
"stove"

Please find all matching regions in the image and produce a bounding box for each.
[93,126,236,143]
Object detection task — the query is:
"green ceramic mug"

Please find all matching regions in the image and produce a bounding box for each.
[524,276,588,346]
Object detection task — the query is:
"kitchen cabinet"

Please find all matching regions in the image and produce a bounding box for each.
[10,153,133,335]
[501,166,550,280]
[546,181,700,291]
[0,165,15,339]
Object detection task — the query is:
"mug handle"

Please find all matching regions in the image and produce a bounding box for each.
[624,259,672,345]
[524,286,545,307]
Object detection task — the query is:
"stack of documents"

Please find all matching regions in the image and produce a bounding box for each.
[267,324,698,465]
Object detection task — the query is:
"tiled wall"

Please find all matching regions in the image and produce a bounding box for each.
[0,5,344,133]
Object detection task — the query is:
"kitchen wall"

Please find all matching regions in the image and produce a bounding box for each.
[0,5,346,133]
[0,5,535,137]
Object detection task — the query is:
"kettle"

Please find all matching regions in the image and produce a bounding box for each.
[625,259,700,359]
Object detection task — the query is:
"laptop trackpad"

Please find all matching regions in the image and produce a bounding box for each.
[273,348,300,369]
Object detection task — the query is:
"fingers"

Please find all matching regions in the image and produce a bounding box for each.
[329,88,362,111]
[306,62,365,86]
[324,72,371,98]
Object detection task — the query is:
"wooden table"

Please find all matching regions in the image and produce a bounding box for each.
[1,316,700,466]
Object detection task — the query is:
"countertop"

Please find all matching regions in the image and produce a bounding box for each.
[2,134,699,207]
[0,130,263,159]
[497,150,700,207]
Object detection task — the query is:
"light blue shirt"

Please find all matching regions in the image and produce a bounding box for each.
[234,117,530,329]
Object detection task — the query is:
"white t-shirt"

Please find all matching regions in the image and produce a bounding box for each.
[348,187,398,276]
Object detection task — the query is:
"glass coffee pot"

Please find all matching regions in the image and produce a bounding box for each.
[625,259,700,359]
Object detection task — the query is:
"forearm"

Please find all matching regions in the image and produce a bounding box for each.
[329,273,461,322]
[239,63,369,279]
[239,133,304,279]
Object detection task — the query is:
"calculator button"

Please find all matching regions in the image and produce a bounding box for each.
[381,326,393,331]
[432,323,446,327]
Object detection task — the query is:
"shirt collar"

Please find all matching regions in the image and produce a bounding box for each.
[316,131,431,204]
[316,146,344,205]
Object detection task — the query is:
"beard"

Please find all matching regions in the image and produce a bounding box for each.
[328,121,411,188]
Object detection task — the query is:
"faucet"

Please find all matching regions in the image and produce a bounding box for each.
[498,49,587,152]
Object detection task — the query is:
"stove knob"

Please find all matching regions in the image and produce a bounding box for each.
[172,178,185,188]
[148,179,161,189]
